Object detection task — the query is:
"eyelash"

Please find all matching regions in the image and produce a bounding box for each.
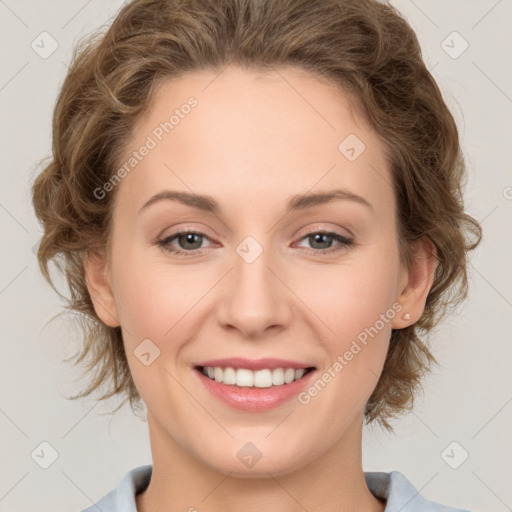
[156,228,354,256]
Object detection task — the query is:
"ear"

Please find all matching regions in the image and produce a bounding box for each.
[391,237,437,329]
[84,249,120,327]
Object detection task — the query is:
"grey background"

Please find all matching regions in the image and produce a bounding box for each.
[1,1,511,511]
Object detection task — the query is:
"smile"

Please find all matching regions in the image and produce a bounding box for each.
[193,362,317,411]
[198,365,315,388]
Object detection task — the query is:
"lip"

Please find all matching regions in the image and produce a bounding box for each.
[193,357,314,371]
[193,366,317,412]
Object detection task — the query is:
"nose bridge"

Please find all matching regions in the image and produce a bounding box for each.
[216,235,291,337]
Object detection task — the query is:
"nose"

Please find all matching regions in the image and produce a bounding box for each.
[215,242,293,339]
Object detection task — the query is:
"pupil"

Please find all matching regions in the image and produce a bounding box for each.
[180,233,202,249]
[312,233,331,249]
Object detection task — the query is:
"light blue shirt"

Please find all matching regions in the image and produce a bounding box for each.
[80,464,471,511]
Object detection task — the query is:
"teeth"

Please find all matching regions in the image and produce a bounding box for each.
[284,368,295,383]
[295,368,306,380]
[253,369,272,388]
[200,366,310,387]
[223,367,236,385]
[236,368,253,387]
[272,368,285,386]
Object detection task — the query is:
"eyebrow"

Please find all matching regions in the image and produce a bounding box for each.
[139,188,373,215]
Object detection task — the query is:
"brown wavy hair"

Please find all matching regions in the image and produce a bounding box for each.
[31,0,481,430]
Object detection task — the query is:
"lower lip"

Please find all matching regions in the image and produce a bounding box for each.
[194,368,316,411]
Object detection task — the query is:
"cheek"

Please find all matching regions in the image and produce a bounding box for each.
[295,254,398,342]
[293,250,398,408]
[295,271,395,440]
[110,249,215,394]
[111,247,200,339]
[112,257,193,404]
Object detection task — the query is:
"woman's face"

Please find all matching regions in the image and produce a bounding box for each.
[88,65,420,477]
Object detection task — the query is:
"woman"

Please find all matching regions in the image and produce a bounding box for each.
[31,0,481,510]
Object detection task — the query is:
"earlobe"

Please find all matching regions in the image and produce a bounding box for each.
[391,237,437,329]
[84,250,120,327]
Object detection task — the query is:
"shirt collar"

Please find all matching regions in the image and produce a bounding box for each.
[81,465,468,512]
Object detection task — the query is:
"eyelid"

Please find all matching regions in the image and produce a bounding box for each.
[156,222,220,241]
[295,223,354,241]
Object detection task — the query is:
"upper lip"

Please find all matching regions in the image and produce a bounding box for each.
[194,357,315,371]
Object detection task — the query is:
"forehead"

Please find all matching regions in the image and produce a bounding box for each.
[115,65,393,218]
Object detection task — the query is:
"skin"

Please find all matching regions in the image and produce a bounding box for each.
[85,65,436,512]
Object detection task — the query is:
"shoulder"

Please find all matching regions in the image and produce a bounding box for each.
[79,464,152,512]
[364,470,473,512]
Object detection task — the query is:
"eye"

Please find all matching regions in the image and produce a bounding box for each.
[157,229,214,255]
[295,230,354,255]
[156,229,354,257]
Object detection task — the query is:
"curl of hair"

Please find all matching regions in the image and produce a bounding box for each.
[31,0,481,430]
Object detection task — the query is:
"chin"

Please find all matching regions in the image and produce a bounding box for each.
[198,442,313,479]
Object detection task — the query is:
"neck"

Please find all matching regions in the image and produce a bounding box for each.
[136,413,386,512]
